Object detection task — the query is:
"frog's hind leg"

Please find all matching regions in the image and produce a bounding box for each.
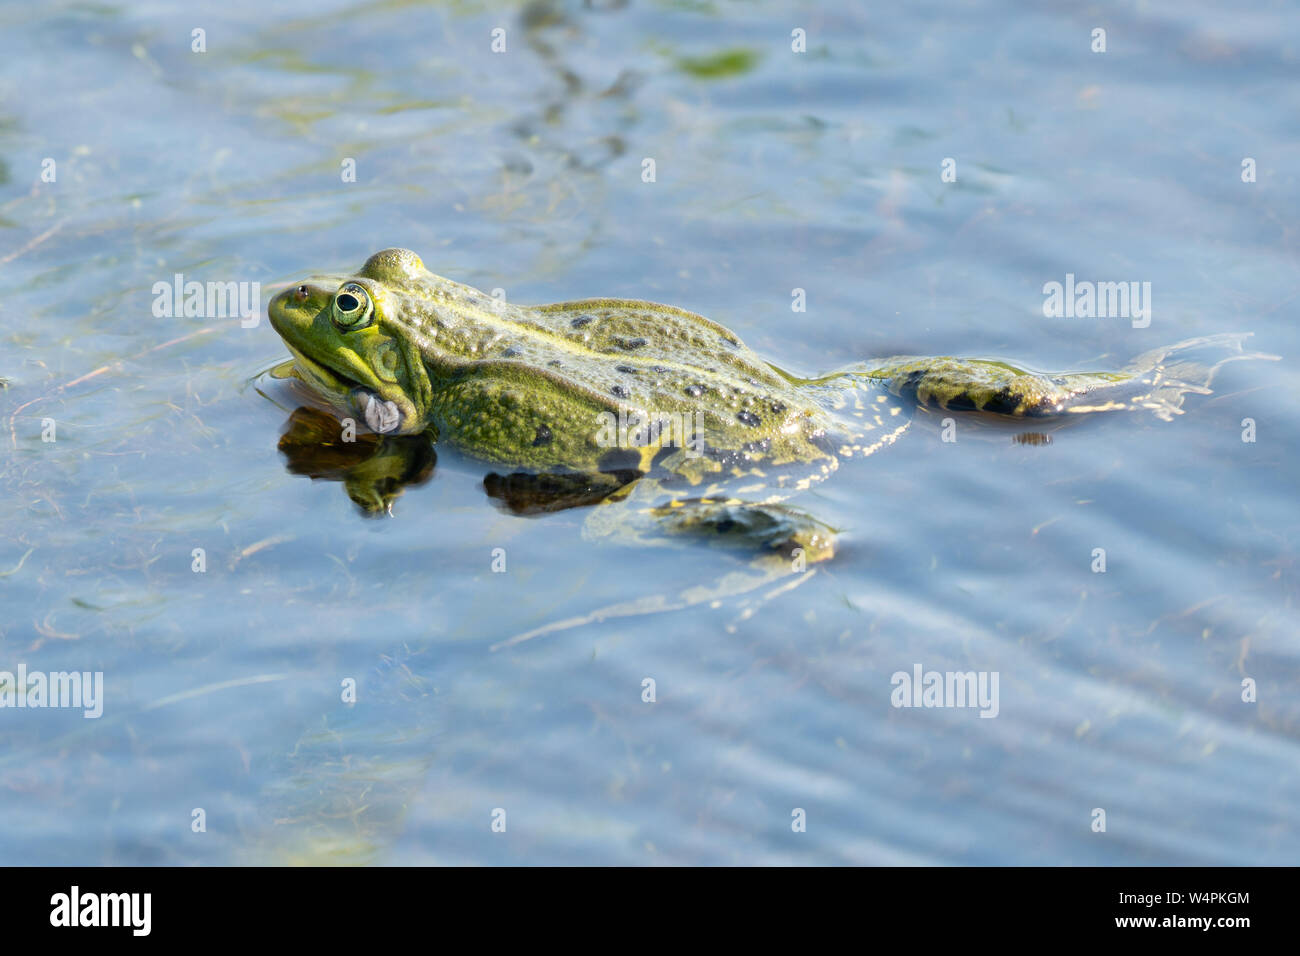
[492,489,836,650]
[852,332,1277,421]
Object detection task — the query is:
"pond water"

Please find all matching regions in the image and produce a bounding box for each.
[1,0,1297,864]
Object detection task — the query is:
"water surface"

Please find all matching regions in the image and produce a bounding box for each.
[1,0,1297,864]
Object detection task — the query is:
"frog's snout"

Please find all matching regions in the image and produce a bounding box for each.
[267,284,316,338]
[266,287,290,334]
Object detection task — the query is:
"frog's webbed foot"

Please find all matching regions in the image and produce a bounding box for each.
[491,496,835,649]
[1119,333,1279,421]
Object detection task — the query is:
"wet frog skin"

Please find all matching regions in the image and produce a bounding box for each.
[268,249,844,482]
[267,248,1268,576]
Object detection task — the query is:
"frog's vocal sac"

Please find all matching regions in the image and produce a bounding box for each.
[267,247,1269,560]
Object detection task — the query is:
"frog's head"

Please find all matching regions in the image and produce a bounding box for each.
[269,249,435,436]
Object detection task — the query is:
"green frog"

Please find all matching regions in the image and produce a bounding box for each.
[267,249,1265,640]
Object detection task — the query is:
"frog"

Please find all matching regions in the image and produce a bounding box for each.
[267,248,1270,642]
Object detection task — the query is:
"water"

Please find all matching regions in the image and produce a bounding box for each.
[1,0,1296,864]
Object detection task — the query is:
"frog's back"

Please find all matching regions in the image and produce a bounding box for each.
[414,290,837,475]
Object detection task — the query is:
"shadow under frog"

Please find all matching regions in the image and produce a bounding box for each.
[277,407,437,517]
[278,404,696,519]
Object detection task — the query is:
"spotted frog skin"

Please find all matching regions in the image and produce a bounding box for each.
[268,248,1263,581]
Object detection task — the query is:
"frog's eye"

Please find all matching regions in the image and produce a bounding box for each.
[332,283,374,330]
